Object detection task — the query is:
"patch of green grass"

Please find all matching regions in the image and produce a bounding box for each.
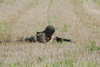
[45,58,74,67]
[0,63,21,67]
[54,15,60,19]
[0,21,10,31]
[93,0,100,4]
[47,16,51,25]
[1,60,99,67]
[87,26,100,33]
[48,0,53,8]
[86,41,100,51]
[9,63,19,67]
[64,59,74,67]
[10,0,16,3]
[0,21,11,41]
[38,56,43,63]
[0,0,17,5]
[50,0,53,5]
[52,40,57,45]
[44,59,99,67]
[50,0,53,3]
[0,61,3,67]
[62,24,68,32]
[36,1,39,5]
[78,60,99,67]
[0,0,4,4]
[71,0,83,5]
[88,41,97,51]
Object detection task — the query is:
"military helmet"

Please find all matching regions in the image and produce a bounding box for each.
[44,25,55,34]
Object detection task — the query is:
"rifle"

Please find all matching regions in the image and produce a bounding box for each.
[54,36,75,43]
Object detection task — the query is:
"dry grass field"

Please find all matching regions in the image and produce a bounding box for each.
[0,0,100,67]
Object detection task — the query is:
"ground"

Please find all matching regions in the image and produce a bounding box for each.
[0,0,100,67]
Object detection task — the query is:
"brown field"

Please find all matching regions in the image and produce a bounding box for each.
[0,0,100,67]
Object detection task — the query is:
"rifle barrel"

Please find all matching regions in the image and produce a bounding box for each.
[55,36,75,43]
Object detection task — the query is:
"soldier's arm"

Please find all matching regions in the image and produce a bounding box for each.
[49,35,55,43]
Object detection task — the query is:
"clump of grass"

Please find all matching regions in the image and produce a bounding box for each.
[0,32,11,41]
[64,59,74,67]
[0,21,9,31]
[63,24,68,32]
[0,0,17,5]
[78,60,99,67]
[49,0,53,8]
[0,21,11,41]
[0,0,4,4]
[38,56,43,63]
[87,26,100,33]
[54,15,60,19]
[10,0,16,3]
[93,0,100,4]
[9,63,19,67]
[50,0,53,3]
[47,16,51,25]
[0,63,21,67]
[71,0,83,5]
[45,59,99,67]
[45,58,74,67]
[86,41,100,51]
[88,41,97,51]
[52,40,57,45]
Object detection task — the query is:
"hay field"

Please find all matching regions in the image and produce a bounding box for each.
[0,0,100,67]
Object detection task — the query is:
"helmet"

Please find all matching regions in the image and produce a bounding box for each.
[44,25,55,34]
